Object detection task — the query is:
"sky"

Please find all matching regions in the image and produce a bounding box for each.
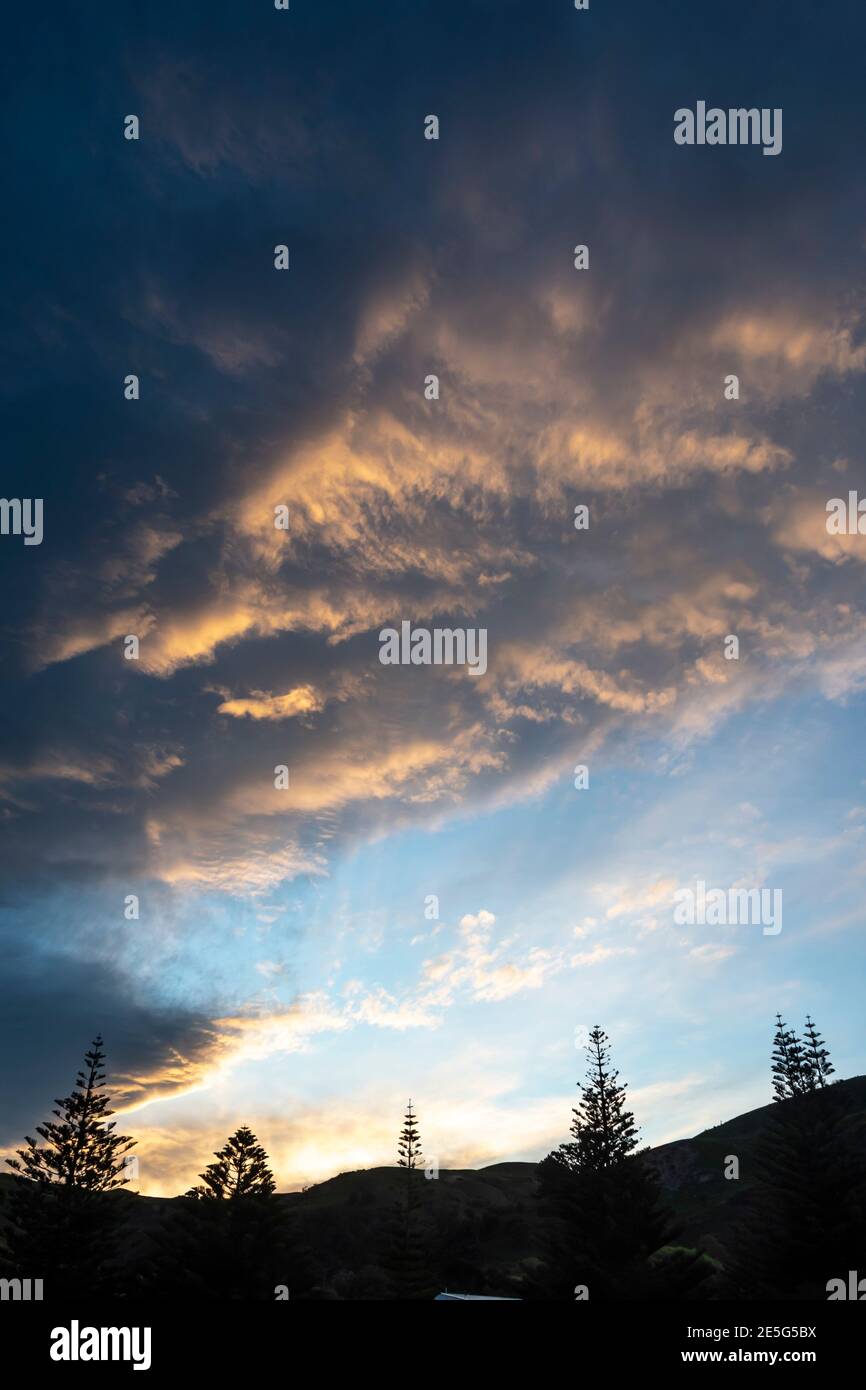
[1,0,865,1196]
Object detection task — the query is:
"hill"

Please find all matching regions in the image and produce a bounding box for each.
[2,1076,865,1297]
[643,1074,866,1258]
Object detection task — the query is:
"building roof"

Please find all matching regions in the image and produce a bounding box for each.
[435,1292,521,1300]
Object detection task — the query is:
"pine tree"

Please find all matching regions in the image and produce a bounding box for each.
[396,1099,424,1208]
[802,1015,835,1091]
[536,1027,710,1300]
[1,1036,135,1297]
[554,1025,639,1173]
[771,1013,809,1101]
[186,1126,276,1200]
[384,1100,434,1299]
[146,1126,313,1299]
[7,1036,135,1190]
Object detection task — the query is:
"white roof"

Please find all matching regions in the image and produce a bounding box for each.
[435,1292,521,1300]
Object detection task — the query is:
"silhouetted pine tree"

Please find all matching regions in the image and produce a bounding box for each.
[552,1026,638,1173]
[143,1127,313,1300]
[397,1099,424,1209]
[802,1015,834,1091]
[771,1013,809,1100]
[383,1100,435,1299]
[536,1027,710,1300]
[1,1036,135,1297]
[186,1126,276,1199]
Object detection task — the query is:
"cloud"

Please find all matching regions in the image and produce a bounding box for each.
[571,945,638,967]
[418,909,566,1006]
[708,311,866,391]
[769,488,866,564]
[688,944,738,964]
[216,684,327,721]
[144,828,326,896]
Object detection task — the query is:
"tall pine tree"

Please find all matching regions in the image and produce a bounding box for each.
[554,1026,639,1172]
[1,1036,135,1297]
[383,1100,434,1299]
[397,1100,424,1207]
[771,1013,809,1100]
[802,1015,835,1091]
[536,1027,710,1300]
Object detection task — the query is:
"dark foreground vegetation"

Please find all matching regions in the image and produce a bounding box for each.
[1,1018,864,1300]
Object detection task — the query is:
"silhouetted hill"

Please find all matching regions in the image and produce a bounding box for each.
[641,1074,866,1265]
[2,1076,864,1297]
